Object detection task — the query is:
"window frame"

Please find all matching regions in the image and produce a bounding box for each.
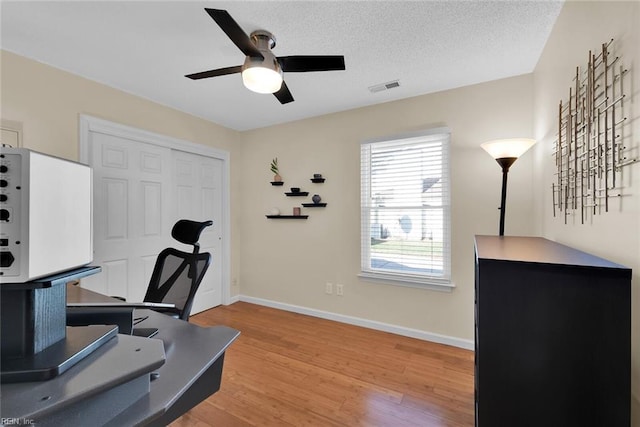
[359,127,453,291]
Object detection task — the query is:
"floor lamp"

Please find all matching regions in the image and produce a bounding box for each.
[481,138,536,236]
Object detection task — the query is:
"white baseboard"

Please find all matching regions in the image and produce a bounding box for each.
[236,295,474,350]
[227,294,241,305]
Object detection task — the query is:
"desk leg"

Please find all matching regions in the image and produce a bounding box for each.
[149,353,226,426]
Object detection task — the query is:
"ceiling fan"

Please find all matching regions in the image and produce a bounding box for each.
[185,8,346,104]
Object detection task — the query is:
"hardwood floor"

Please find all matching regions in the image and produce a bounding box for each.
[170,302,474,427]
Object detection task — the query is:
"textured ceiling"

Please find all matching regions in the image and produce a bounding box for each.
[1,1,564,131]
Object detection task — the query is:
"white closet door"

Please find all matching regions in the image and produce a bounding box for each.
[173,150,223,312]
[82,132,172,301]
[81,117,226,313]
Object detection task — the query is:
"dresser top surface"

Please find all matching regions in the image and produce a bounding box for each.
[474,235,629,271]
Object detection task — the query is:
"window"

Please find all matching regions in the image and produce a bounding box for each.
[360,128,452,289]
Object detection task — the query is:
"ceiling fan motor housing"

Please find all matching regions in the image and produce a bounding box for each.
[241,30,283,93]
[242,30,281,73]
[250,30,276,50]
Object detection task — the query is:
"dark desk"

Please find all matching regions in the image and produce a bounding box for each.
[1,284,240,426]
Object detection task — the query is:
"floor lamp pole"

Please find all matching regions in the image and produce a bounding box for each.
[499,167,509,236]
[496,157,516,237]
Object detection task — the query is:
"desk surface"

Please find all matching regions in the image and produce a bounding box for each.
[2,284,240,426]
[68,284,241,426]
[66,284,127,303]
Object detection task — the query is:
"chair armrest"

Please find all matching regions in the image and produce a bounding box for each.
[149,306,182,319]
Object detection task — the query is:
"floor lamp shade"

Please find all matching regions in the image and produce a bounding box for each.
[481,138,536,160]
[481,138,536,236]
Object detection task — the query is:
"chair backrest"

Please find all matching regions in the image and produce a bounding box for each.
[143,219,213,321]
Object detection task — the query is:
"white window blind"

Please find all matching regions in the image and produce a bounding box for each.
[360,128,452,288]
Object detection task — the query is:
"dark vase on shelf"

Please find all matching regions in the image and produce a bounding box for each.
[312,194,321,204]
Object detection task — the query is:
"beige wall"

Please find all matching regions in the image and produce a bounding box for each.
[532,1,640,420]
[239,74,535,342]
[1,48,534,344]
[0,50,244,295]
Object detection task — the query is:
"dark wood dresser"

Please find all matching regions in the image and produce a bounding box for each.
[474,236,631,427]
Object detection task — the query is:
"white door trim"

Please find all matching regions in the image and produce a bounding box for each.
[78,114,232,305]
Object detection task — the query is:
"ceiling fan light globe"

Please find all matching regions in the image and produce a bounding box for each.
[242,66,283,94]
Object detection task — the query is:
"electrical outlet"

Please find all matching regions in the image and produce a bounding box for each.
[325,282,333,294]
[336,284,344,296]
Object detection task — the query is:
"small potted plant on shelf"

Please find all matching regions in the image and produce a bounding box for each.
[270,158,282,183]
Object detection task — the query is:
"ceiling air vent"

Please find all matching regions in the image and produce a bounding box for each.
[368,80,400,93]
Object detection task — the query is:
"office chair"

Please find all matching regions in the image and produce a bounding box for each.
[143,219,213,322]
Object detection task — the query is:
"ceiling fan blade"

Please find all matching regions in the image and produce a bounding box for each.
[185,65,242,80]
[204,8,263,59]
[273,81,294,104]
[278,56,345,72]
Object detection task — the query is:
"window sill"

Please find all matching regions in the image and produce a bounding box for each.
[358,271,455,292]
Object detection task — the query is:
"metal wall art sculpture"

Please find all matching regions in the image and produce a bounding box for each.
[552,39,637,224]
